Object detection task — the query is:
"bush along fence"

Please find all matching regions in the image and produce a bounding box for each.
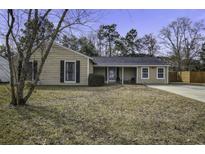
[169,71,205,83]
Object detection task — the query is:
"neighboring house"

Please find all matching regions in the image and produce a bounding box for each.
[0,56,10,82]
[30,43,169,85]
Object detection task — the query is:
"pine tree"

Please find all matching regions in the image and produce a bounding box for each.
[125,29,142,56]
[98,24,120,56]
[60,34,79,51]
[78,37,98,57]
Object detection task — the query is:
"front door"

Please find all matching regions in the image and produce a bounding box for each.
[109,67,116,82]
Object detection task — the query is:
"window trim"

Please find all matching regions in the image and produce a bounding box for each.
[64,60,76,83]
[141,67,149,79]
[156,67,165,79]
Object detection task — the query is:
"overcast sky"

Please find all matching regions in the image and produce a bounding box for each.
[87,9,205,37]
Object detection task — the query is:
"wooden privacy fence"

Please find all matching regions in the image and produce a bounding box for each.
[169,71,205,83]
[169,72,178,82]
[190,72,205,83]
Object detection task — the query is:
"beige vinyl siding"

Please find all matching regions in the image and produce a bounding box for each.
[137,66,168,84]
[31,44,89,85]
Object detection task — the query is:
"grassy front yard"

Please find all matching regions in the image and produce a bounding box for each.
[0,84,205,144]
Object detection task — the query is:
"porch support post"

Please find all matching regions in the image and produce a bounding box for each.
[136,66,138,84]
[107,67,109,84]
[122,67,124,85]
[167,66,169,84]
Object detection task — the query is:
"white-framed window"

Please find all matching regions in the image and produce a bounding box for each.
[141,67,149,79]
[157,67,165,79]
[64,60,76,83]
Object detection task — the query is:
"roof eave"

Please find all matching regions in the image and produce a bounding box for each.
[93,64,170,67]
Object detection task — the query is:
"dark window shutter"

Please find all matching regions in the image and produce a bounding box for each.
[33,60,38,80]
[76,60,80,83]
[116,67,120,81]
[105,67,107,81]
[60,60,64,83]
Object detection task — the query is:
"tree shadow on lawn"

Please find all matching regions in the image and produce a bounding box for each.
[15,104,130,144]
[36,84,125,92]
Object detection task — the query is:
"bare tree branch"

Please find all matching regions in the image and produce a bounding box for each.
[5,9,16,105]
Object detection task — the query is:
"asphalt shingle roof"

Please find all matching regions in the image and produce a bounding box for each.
[92,56,168,66]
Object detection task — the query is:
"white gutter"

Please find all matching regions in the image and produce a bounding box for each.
[93,65,170,67]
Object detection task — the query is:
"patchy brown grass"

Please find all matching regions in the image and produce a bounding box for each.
[0,84,205,144]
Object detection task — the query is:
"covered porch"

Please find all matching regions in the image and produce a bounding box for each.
[93,66,138,84]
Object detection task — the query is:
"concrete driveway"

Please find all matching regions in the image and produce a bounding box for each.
[148,85,205,103]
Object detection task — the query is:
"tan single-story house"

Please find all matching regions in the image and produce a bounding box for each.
[30,43,169,85]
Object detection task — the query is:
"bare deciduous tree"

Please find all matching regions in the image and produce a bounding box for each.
[97,24,120,57]
[159,17,205,71]
[141,34,159,56]
[182,20,205,70]
[2,9,93,106]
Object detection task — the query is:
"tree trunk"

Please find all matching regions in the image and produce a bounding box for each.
[177,57,182,71]
[176,50,182,71]
[23,9,68,104]
[8,58,17,106]
[5,10,17,106]
[185,59,191,71]
[6,9,69,106]
[17,97,26,105]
